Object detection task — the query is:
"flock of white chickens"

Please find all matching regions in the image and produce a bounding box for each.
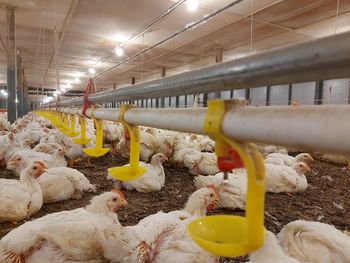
[0,112,349,263]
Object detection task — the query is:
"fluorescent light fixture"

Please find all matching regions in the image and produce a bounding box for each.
[73,71,85,77]
[112,34,129,42]
[73,77,80,83]
[115,47,124,57]
[88,68,96,74]
[187,0,198,11]
[43,96,53,103]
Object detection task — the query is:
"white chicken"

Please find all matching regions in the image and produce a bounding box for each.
[184,151,219,175]
[0,190,128,263]
[265,162,310,193]
[7,147,67,174]
[277,220,350,263]
[103,121,122,155]
[104,186,220,263]
[0,161,46,223]
[264,153,313,167]
[38,167,97,203]
[194,170,247,210]
[6,152,96,203]
[257,144,289,157]
[110,153,168,193]
[170,148,200,168]
[248,231,300,263]
[33,142,61,154]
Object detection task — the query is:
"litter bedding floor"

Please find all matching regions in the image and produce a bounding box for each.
[0,153,349,262]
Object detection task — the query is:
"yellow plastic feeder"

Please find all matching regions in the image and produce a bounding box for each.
[65,114,80,137]
[57,112,69,133]
[108,105,146,181]
[73,116,91,145]
[187,99,266,258]
[83,116,109,157]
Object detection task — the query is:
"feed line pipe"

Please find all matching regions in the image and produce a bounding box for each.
[52,104,350,156]
[52,31,350,107]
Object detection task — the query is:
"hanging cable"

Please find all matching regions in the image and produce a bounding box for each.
[334,0,340,34]
[68,0,244,93]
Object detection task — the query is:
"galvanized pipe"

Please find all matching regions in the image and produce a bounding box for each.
[55,31,350,107]
[52,105,350,156]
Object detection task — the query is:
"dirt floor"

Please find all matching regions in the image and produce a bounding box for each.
[0,153,349,262]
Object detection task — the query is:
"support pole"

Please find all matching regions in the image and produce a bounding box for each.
[6,6,16,122]
[112,83,117,107]
[160,67,166,108]
[266,86,271,106]
[288,84,293,105]
[315,80,323,105]
[16,49,24,117]
[245,88,251,103]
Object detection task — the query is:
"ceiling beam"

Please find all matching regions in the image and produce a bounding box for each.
[42,0,79,84]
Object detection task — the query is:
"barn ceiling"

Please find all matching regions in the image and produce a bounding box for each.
[0,0,349,102]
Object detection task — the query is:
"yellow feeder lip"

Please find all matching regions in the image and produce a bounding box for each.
[82,108,109,157]
[108,104,146,181]
[65,113,80,137]
[187,99,266,257]
[72,115,91,145]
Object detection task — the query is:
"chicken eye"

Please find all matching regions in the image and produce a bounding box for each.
[113,198,117,201]
[18,158,21,161]
[210,193,214,198]
[33,167,37,170]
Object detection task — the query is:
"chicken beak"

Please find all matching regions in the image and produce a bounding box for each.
[7,161,15,167]
[121,199,128,206]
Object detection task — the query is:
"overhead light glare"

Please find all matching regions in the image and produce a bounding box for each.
[115,47,124,57]
[187,0,198,12]
[15,98,18,103]
[73,77,80,83]
[88,68,96,74]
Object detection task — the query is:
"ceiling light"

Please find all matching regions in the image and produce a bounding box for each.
[73,77,80,83]
[187,0,198,12]
[73,72,85,77]
[115,47,124,57]
[112,34,129,42]
[64,79,73,84]
[43,97,53,103]
[88,68,96,74]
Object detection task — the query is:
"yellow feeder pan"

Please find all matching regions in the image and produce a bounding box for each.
[187,99,266,257]
[73,116,91,145]
[65,114,80,137]
[108,105,146,181]
[83,117,109,157]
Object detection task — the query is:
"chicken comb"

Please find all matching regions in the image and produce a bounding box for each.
[207,184,220,197]
[112,189,125,200]
[33,160,46,169]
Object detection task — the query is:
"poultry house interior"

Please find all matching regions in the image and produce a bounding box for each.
[0,1,350,263]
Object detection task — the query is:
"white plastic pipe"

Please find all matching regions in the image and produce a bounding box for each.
[53,105,350,156]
